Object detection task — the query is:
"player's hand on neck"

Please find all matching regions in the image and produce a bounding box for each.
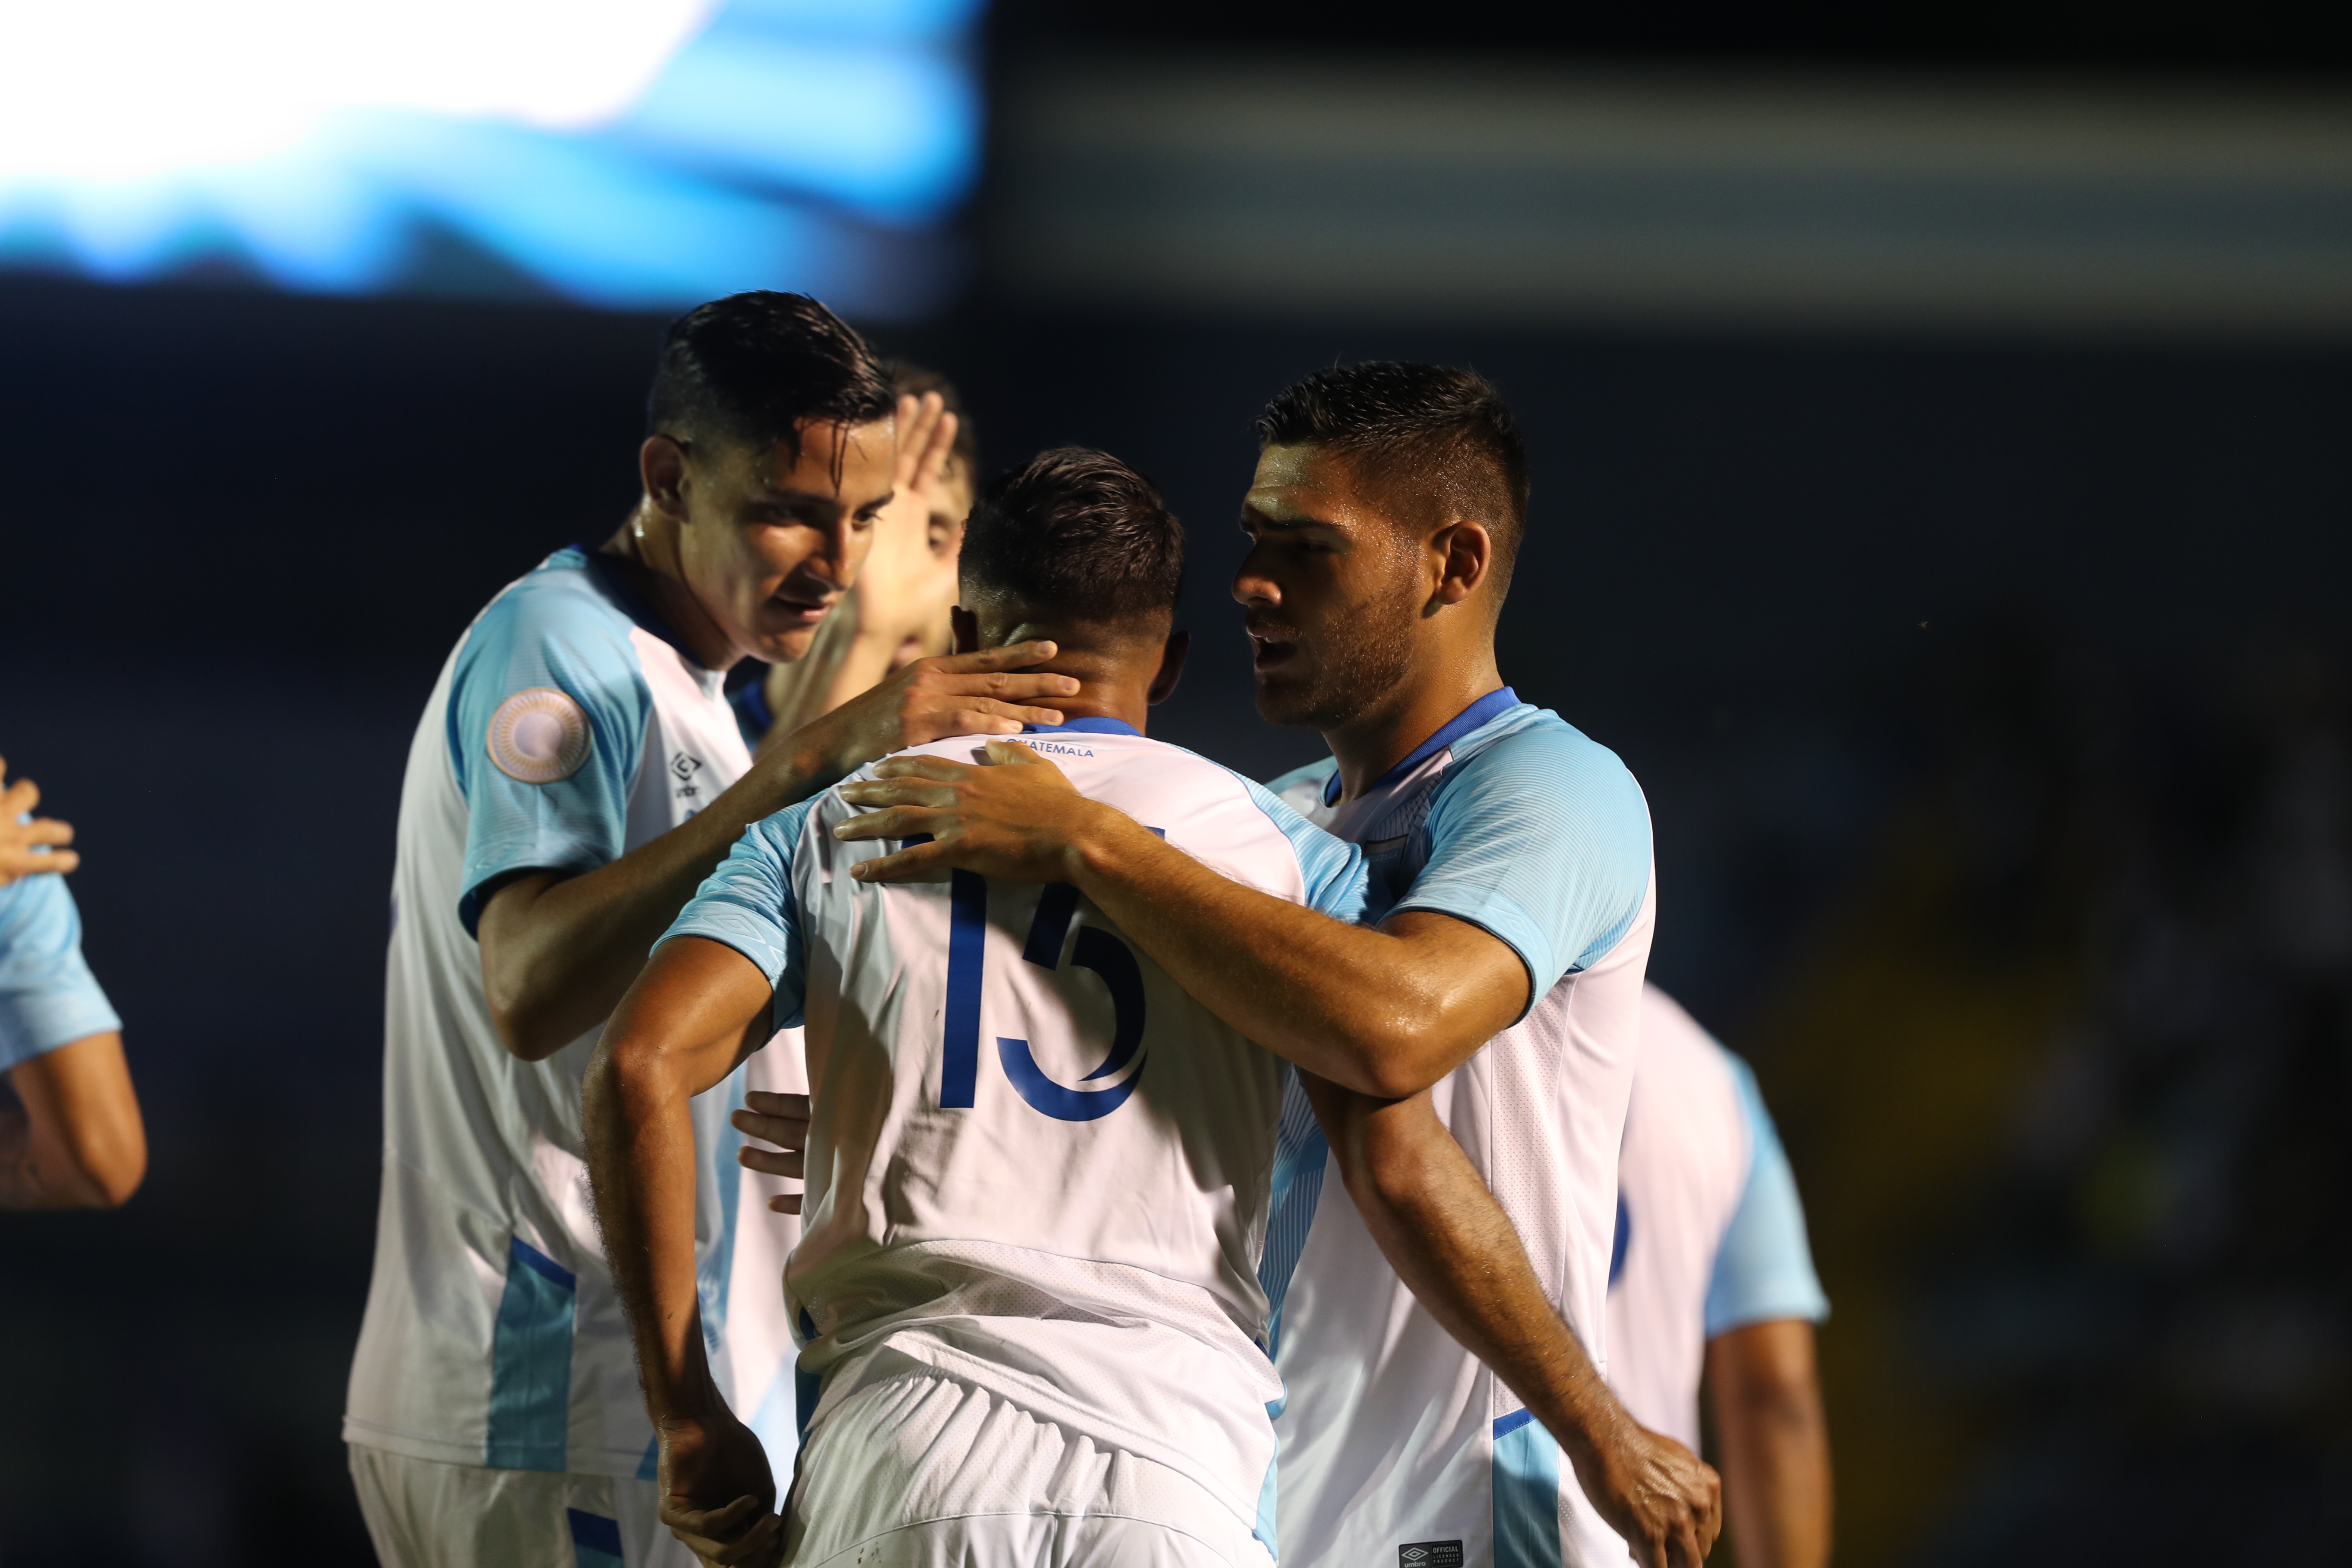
[1237,442,1507,803]
[949,600,1187,737]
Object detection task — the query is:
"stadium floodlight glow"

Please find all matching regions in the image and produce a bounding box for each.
[0,0,717,178]
[0,0,983,315]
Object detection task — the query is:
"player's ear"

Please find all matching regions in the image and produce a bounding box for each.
[640,435,690,522]
[1148,628,1190,706]
[949,604,980,655]
[1432,519,1491,608]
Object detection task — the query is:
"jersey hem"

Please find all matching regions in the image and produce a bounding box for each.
[1703,1298,1833,1339]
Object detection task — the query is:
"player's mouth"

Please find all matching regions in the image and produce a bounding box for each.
[1247,632,1299,672]
[769,590,835,626]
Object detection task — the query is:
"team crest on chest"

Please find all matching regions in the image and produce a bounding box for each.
[487,687,591,784]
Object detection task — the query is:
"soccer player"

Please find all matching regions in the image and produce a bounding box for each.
[0,756,145,1210]
[833,364,1721,1567]
[342,293,1080,1568]
[1607,986,1832,1568]
[585,447,1367,1567]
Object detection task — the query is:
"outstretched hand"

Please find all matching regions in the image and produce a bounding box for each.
[1575,1416,1722,1568]
[833,740,1134,886]
[0,758,79,888]
[733,1090,810,1215]
[657,1409,784,1568]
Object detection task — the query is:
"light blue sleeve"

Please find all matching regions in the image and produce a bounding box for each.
[1704,1051,1831,1337]
[448,566,651,936]
[1392,719,1651,1007]
[659,798,819,1030]
[0,872,123,1071]
[1241,778,1370,925]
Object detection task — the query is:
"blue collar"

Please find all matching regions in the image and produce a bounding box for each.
[1023,716,1141,737]
[1323,686,1520,808]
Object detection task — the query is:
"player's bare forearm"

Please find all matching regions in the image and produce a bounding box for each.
[1707,1320,1832,1568]
[480,645,1079,1060]
[1304,1076,1721,1568]
[583,937,774,1421]
[0,1032,145,1210]
[834,746,1525,1098]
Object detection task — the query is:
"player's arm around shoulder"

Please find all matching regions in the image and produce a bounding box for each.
[830,741,1530,1099]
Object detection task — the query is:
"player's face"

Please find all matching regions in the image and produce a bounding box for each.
[1235,444,1424,730]
[679,416,897,665]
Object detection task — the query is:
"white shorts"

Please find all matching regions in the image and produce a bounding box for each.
[784,1370,1272,1568]
[348,1443,698,1568]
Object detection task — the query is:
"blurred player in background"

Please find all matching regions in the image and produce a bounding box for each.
[342,292,1078,1568]
[833,364,1720,1568]
[739,361,978,749]
[1608,986,1833,1568]
[587,448,1361,1566]
[0,755,145,1210]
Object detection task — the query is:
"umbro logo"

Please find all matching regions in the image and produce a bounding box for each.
[670,752,704,780]
[1399,1544,1462,1568]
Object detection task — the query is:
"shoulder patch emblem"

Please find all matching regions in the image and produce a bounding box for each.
[487,688,591,784]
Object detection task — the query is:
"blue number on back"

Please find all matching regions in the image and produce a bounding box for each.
[937,870,1147,1120]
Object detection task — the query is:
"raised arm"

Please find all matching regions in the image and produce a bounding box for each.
[1302,1076,1721,1568]
[834,744,1525,1098]
[1,1031,145,1209]
[480,644,1076,1060]
[582,934,785,1566]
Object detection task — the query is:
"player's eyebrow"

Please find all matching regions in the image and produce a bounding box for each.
[757,482,890,511]
[1240,504,1335,533]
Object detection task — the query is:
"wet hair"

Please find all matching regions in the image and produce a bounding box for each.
[960,447,1184,623]
[646,292,895,467]
[882,359,982,484]
[1255,361,1528,584]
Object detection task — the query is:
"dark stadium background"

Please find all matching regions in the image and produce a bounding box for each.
[4,6,2350,1564]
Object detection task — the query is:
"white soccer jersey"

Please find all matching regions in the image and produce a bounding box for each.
[1265,688,1656,1568]
[345,546,800,1486]
[1605,986,1828,1452]
[665,718,1371,1553]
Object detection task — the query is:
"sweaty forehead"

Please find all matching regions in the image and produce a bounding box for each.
[1249,443,1417,534]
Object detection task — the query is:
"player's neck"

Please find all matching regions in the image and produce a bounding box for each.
[1027,678,1151,737]
[599,508,740,673]
[1322,640,1504,802]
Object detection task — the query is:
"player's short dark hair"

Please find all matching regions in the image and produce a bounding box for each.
[646,292,895,461]
[882,358,982,483]
[961,448,1184,624]
[1256,361,1529,583]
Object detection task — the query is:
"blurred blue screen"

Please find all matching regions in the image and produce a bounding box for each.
[0,0,983,316]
